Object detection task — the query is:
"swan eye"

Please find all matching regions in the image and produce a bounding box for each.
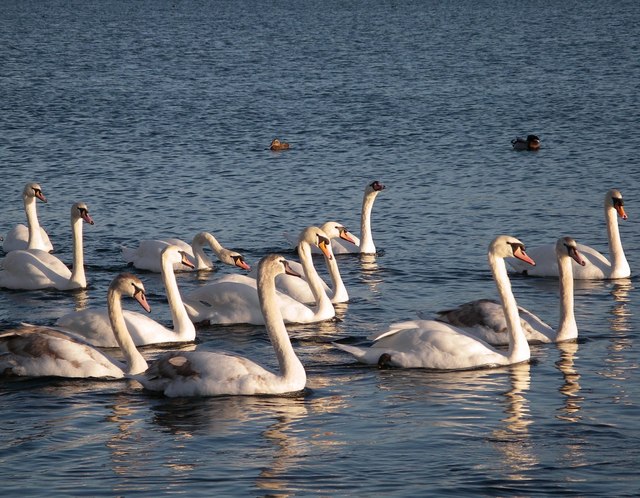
[613,197,624,207]
[508,242,525,254]
[317,235,330,247]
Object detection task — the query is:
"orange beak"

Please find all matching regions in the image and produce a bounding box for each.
[514,246,535,266]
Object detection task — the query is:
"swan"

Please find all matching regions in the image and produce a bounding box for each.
[262,221,354,304]
[0,202,94,290]
[55,245,197,348]
[511,135,541,151]
[2,182,53,253]
[0,273,150,378]
[183,226,336,325]
[434,237,585,345]
[333,235,536,370]
[284,180,385,254]
[121,231,251,273]
[507,189,629,279]
[133,253,307,397]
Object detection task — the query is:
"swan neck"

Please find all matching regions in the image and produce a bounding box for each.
[359,191,379,254]
[161,255,196,339]
[107,287,148,374]
[258,269,306,383]
[192,233,217,269]
[299,241,333,313]
[555,254,578,341]
[325,250,348,302]
[605,203,629,276]
[25,195,44,250]
[69,215,87,288]
[489,254,530,362]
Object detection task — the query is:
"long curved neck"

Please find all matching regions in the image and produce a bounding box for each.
[107,288,148,375]
[25,195,45,250]
[69,217,87,288]
[605,204,629,278]
[358,191,379,254]
[555,254,578,342]
[325,252,348,302]
[161,256,195,339]
[258,269,306,384]
[489,254,530,363]
[191,233,216,270]
[299,241,334,316]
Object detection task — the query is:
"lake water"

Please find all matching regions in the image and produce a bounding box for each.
[1,0,639,496]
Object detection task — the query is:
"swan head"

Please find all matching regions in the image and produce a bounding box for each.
[366,180,385,194]
[607,189,627,220]
[258,254,300,282]
[162,245,195,270]
[24,182,47,203]
[320,221,357,245]
[218,250,250,270]
[111,273,151,313]
[270,138,290,151]
[557,237,586,266]
[71,202,95,225]
[490,235,535,265]
[299,226,333,260]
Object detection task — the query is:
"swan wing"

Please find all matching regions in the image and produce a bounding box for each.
[0,249,72,290]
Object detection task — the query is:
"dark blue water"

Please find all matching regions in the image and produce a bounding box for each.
[1,0,639,496]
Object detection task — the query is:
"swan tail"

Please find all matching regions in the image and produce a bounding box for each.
[120,245,136,263]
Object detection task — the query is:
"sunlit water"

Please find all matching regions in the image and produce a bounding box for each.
[1,0,639,496]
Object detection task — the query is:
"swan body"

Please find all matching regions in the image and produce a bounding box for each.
[284,180,385,254]
[2,182,53,253]
[334,235,535,370]
[184,227,336,325]
[0,202,94,290]
[0,274,150,378]
[265,221,353,304]
[56,246,196,348]
[508,189,629,279]
[511,135,540,151]
[133,254,307,397]
[270,138,290,150]
[435,237,585,345]
[121,231,250,273]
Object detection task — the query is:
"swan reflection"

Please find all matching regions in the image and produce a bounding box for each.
[555,341,583,422]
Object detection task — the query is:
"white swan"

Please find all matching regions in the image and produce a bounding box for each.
[507,189,629,279]
[56,245,197,347]
[262,221,353,304]
[183,226,336,325]
[0,273,150,378]
[284,180,385,254]
[133,254,307,397]
[0,202,94,290]
[435,237,585,345]
[2,182,53,253]
[333,235,536,370]
[121,231,250,273]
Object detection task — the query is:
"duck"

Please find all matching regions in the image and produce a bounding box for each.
[285,180,386,255]
[132,254,307,397]
[0,202,94,290]
[0,273,150,379]
[270,138,290,151]
[435,237,585,345]
[507,189,629,279]
[2,182,53,253]
[183,226,336,325]
[121,231,250,273]
[333,235,536,370]
[511,135,540,151]
[56,245,197,348]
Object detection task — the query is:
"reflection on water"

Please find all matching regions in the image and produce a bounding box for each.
[358,254,383,295]
[491,363,537,479]
[555,341,583,422]
[609,279,633,334]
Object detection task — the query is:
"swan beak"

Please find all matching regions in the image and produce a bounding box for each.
[283,260,301,278]
[180,252,196,269]
[514,246,536,266]
[234,256,251,271]
[615,204,628,221]
[318,239,333,260]
[35,191,47,203]
[134,290,151,313]
[81,212,95,225]
[339,228,357,245]
[570,247,587,266]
